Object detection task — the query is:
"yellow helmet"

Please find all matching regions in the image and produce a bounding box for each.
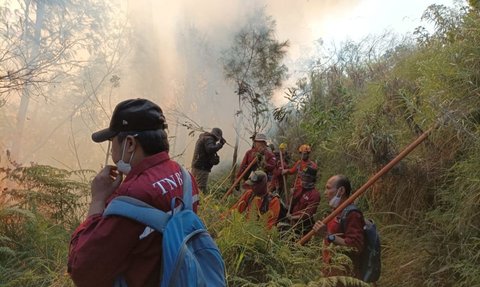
[298,144,311,153]
[279,143,287,150]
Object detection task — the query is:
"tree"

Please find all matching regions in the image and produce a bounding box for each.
[0,0,128,164]
[222,8,288,181]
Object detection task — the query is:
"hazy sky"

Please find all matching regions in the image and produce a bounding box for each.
[267,0,462,73]
[154,0,464,167]
[0,0,464,171]
[312,0,461,44]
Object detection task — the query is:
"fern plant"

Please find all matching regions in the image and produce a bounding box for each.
[0,165,92,287]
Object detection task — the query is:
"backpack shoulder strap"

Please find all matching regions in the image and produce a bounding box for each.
[103,196,170,233]
[180,165,194,210]
[260,194,272,214]
[245,189,255,207]
[339,204,362,232]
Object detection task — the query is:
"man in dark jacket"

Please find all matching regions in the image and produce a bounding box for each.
[191,127,226,192]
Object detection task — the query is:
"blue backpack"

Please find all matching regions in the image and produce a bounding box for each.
[340,204,381,283]
[103,166,226,287]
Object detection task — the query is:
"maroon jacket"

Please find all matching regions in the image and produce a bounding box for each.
[68,152,199,287]
[290,187,320,221]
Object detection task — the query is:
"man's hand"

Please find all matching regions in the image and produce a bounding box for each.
[256,153,263,162]
[312,220,327,235]
[88,166,122,216]
[220,137,226,145]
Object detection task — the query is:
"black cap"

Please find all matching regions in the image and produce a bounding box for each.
[91,98,167,143]
[302,166,318,178]
[211,128,223,139]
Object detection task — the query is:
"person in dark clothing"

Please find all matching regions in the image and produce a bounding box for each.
[191,127,226,192]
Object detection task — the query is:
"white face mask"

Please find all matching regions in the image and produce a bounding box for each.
[116,138,135,175]
[328,189,342,208]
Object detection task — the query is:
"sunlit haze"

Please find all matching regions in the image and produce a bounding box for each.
[0,0,462,172]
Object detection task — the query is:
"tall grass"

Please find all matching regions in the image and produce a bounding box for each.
[1,164,370,287]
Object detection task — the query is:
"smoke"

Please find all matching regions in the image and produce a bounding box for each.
[0,0,362,171]
[117,0,361,169]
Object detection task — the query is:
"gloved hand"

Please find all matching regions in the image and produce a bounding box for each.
[219,137,226,145]
[256,153,263,162]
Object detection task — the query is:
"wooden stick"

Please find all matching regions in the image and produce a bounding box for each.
[298,126,434,245]
[222,157,258,200]
[287,154,304,215]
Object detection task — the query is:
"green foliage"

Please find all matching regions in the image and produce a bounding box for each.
[0,163,371,287]
[0,165,92,286]
[276,2,480,286]
[206,200,366,286]
[421,140,480,287]
[3,165,93,226]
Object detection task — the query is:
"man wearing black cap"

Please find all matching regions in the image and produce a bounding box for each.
[191,127,226,192]
[68,98,200,287]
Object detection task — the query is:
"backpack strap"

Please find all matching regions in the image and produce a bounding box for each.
[104,196,170,233]
[180,165,194,210]
[339,204,362,232]
[104,165,194,232]
[245,190,255,208]
[260,194,272,214]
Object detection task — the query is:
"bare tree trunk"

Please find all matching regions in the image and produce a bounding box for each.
[230,99,243,183]
[13,0,45,161]
[230,130,239,184]
[172,120,178,158]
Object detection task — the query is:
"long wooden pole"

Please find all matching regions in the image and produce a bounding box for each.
[287,152,304,215]
[298,126,434,245]
[222,157,258,200]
